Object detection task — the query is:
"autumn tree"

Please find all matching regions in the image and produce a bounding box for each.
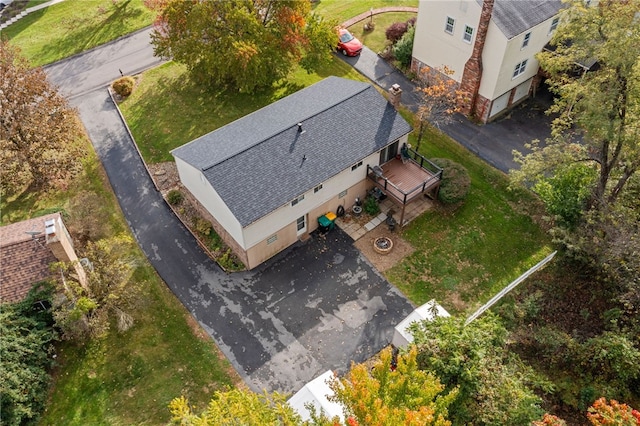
[0,40,85,197]
[510,0,640,288]
[330,346,456,426]
[146,0,336,93]
[53,234,142,340]
[414,66,465,151]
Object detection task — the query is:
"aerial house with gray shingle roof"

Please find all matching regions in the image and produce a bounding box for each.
[172,76,416,269]
[411,0,564,122]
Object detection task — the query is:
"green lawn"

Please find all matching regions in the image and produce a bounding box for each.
[2,0,154,67]
[346,12,416,54]
[119,58,368,164]
[313,0,418,24]
[2,145,237,425]
[387,122,551,314]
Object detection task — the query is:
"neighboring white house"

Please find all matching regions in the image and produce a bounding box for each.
[288,370,345,423]
[411,0,564,122]
[172,77,414,269]
[392,299,450,348]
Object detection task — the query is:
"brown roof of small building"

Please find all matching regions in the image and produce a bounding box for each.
[0,213,61,304]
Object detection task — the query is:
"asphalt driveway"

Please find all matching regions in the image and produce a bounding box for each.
[70,89,413,393]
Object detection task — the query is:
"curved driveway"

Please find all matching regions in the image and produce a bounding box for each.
[46,29,413,393]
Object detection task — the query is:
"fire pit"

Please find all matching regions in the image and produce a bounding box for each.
[373,236,394,255]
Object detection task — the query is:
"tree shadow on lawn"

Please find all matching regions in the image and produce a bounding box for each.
[36,0,146,62]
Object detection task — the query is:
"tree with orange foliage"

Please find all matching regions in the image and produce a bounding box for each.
[414,66,465,151]
[145,0,336,93]
[329,346,456,426]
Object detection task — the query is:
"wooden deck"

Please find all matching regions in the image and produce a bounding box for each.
[374,158,440,203]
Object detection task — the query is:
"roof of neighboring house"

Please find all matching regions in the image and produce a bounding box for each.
[0,213,61,304]
[481,0,563,39]
[172,76,413,227]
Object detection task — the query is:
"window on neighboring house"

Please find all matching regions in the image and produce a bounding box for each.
[513,59,528,78]
[351,161,363,171]
[296,216,305,231]
[549,17,559,33]
[267,234,277,244]
[313,184,323,193]
[463,25,474,43]
[290,194,305,207]
[338,190,347,198]
[445,16,455,34]
[522,32,531,48]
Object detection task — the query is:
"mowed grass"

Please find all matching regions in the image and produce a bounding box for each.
[347,12,417,54]
[2,0,154,67]
[120,58,368,164]
[387,122,552,314]
[313,0,418,24]
[2,141,237,425]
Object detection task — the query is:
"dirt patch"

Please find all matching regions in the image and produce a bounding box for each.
[147,161,181,194]
[354,225,415,272]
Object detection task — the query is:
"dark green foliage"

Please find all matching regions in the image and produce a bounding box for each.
[0,282,57,426]
[431,158,471,205]
[363,195,380,216]
[166,189,183,206]
[533,163,596,229]
[410,314,548,425]
[112,76,135,97]
[392,23,415,68]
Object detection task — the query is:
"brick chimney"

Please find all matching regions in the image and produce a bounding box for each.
[388,84,403,108]
[460,0,495,116]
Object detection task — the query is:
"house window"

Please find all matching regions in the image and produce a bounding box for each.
[351,161,363,171]
[314,184,323,193]
[445,16,455,34]
[291,194,305,206]
[463,25,474,43]
[296,216,305,232]
[267,234,277,244]
[522,32,531,48]
[338,190,347,198]
[549,17,559,33]
[512,59,528,78]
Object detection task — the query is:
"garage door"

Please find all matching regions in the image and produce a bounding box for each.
[489,91,510,118]
[513,78,532,103]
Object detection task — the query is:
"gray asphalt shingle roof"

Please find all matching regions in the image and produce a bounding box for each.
[482,0,563,39]
[172,77,412,227]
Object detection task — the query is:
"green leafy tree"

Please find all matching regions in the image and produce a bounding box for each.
[410,314,549,425]
[392,23,415,68]
[147,0,335,93]
[330,346,456,426]
[511,0,640,293]
[0,40,85,197]
[0,283,57,426]
[53,234,142,340]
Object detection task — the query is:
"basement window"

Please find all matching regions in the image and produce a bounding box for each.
[267,234,278,245]
[291,194,305,207]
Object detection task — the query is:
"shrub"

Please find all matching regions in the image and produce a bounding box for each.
[363,195,380,216]
[385,21,408,44]
[112,76,135,97]
[392,24,415,68]
[194,217,212,236]
[167,189,183,205]
[431,158,471,204]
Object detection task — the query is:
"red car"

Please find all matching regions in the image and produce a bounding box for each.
[337,28,363,57]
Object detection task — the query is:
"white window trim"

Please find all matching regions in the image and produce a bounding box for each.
[521,32,531,49]
[445,16,455,35]
[512,59,528,79]
[463,24,474,43]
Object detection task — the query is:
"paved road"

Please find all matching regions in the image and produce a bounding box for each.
[48,28,413,393]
